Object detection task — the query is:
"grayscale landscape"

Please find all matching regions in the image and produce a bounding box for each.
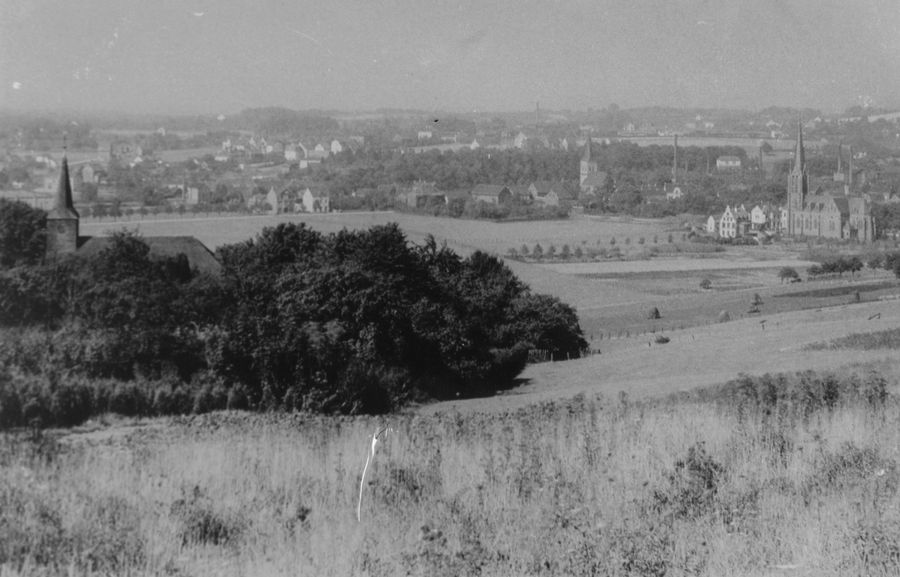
[3,1,900,575]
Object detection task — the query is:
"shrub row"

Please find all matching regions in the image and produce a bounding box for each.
[716,369,889,418]
[0,370,249,429]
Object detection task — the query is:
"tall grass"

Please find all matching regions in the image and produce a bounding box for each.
[1,369,899,576]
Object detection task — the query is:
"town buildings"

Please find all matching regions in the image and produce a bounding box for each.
[707,121,875,243]
[785,121,874,242]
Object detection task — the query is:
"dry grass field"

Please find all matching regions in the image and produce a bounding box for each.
[8,212,891,575]
[3,366,900,576]
[426,298,900,414]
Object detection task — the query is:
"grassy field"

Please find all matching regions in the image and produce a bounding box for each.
[8,213,900,575]
[3,367,900,576]
[80,212,681,258]
[80,212,900,342]
[423,298,900,414]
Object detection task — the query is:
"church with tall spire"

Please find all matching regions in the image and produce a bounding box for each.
[45,153,80,258]
[42,152,221,273]
[579,136,608,194]
[785,119,874,242]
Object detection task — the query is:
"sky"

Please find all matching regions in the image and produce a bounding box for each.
[2,0,900,115]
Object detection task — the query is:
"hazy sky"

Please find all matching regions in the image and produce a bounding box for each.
[2,0,900,114]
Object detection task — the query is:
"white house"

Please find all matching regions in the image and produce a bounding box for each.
[301,188,330,213]
[666,185,684,201]
[706,215,717,234]
[285,142,308,162]
[514,132,528,149]
[719,206,737,238]
[716,156,742,171]
[750,205,767,229]
[330,140,343,155]
[308,144,329,161]
[266,187,279,215]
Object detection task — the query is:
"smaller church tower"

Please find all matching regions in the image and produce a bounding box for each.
[580,136,597,186]
[786,119,808,237]
[45,154,80,259]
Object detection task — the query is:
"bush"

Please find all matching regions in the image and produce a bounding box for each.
[226,385,250,411]
[192,381,228,414]
[700,278,712,290]
[170,486,243,546]
[647,306,661,320]
[652,443,724,520]
[0,373,23,428]
[108,382,151,417]
[50,379,94,427]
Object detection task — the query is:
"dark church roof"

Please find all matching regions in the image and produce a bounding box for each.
[47,156,79,220]
[78,236,221,275]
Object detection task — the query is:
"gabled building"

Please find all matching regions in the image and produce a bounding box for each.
[471,184,512,205]
[528,181,563,207]
[402,181,445,209]
[301,188,330,212]
[750,205,767,229]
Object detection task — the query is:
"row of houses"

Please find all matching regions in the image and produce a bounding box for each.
[220,136,365,163]
[706,204,782,238]
[247,186,331,214]
[399,180,577,209]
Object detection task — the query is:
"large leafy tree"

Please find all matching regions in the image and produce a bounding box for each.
[0,199,46,268]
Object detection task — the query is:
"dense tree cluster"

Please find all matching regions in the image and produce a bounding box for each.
[0,202,586,425]
[213,223,585,412]
[316,148,580,194]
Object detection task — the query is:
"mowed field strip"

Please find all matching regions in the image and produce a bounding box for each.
[419,299,900,414]
[80,212,677,257]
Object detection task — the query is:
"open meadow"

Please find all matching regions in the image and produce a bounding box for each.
[4,364,900,577]
[6,212,893,575]
[80,212,899,340]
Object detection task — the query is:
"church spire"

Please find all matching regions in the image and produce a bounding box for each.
[792,117,805,174]
[48,153,79,219]
[582,135,593,162]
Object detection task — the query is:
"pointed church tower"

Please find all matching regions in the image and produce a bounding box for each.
[787,118,808,237]
[580,136,597,187]
[45,154,80,258]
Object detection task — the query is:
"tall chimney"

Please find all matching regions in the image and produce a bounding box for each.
[673,134,678,184]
